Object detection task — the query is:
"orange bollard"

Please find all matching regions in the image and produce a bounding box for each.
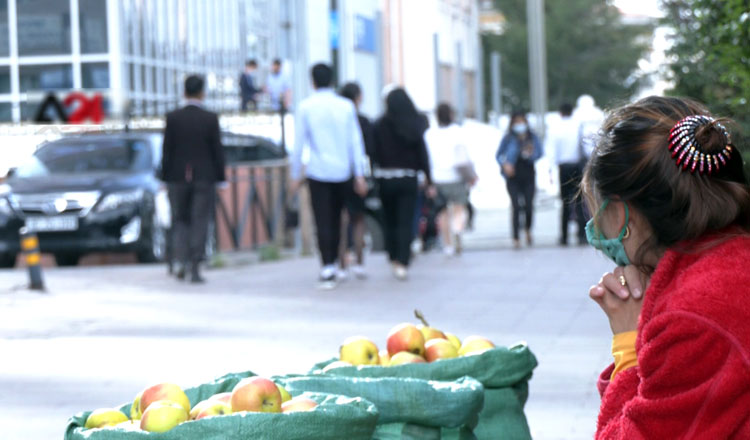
[19,227,44,291]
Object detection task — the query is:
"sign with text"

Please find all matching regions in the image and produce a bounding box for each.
[355,15,376,53]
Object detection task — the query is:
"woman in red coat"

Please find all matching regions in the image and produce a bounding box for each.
[582,96,750,438]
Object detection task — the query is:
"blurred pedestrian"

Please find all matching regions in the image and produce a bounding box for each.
[548,102,588,246]
[290,64,368,290]
[161,75,225,283]
[338,82,374,279]
[239,59,260,112]
[496,111,543,249]
[424,103,476,256]
[372,88,434,280]
[574,94,604,158]
[266,58,291,112]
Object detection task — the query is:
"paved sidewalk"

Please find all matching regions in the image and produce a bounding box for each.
[0,239,613,440]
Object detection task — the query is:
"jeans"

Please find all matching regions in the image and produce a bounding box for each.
[168,182,215,265]
[307,178,352,266]
[506,173,535,241]
[559,163,587,243]
[378,176,418,266]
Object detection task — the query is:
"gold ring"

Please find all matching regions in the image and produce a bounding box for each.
[619,275,627,287]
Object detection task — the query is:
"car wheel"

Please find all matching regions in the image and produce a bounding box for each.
[364,214,385,252]
[0,253,16,268]
[54,253,80,267]
[137,216,167,264]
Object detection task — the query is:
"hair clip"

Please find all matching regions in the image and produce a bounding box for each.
[669,115,732,175]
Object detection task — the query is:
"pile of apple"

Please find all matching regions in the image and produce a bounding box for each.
[83,377,317,433]
[333,311,495,368]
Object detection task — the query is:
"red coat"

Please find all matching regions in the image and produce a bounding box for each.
[596,234,750,439]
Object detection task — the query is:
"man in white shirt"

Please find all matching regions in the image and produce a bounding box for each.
[548,102,587,246]
[290,63,368,289]
[266,59,291,112]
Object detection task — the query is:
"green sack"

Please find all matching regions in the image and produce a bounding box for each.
[64,371,379,440]
[311,343,537,440]
[275,375,484,428]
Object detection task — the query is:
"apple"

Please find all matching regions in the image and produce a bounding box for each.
[209,392,232,405]
[130,390,143,420]
[340,336,380,365]
[458,336,495,356]
[140,400,188,433]
[386,323,425,357]
[84,408,129,429]
[281,396,319,413]
[322,360,353,373]
[388,351,426,365]
[231,377,282,413]
[418,324,447,342]
[190,400,232,420]
[445,333,462,350]
[276,384,292,403]
[379,350,391,366]
[139,383,191,414]
[424,338,459,362]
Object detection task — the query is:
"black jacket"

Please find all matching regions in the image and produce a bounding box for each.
[161,105,225,183]
[372,116,432,184]
[239,73,259,101]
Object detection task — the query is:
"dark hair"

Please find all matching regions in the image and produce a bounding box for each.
[560,103,573,117]
[385,88,425,142]
[582,95,750,272]
[311,63,333,88]
[184,75,205,98]
[340,82,361,103]
[436,103,453,127]
[246,59,257,68]
[272,58,282,66]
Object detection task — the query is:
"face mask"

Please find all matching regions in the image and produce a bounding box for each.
[585,198,631,266]
[512,123,527,135]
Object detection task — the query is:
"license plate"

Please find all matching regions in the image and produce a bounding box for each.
[25,215,79,233]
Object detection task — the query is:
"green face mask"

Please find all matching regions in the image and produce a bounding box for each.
[585,198,631,266]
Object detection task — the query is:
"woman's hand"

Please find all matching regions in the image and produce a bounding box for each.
[502,163,515,178]
[589,267,649,334]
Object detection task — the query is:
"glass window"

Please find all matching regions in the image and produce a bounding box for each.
[19,64,73,92]
[0,103,11,121]
[82,63,109,89]
[79,0,108,54]
[17,0,72,56]
[0,66,10,93]
[0,1,9,57]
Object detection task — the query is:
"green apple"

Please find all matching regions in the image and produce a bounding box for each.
[417,324,447,341]
[140,400,188,433]
[191,400,231,420]
[84,408,129,429]
[458,335,495,356]
[340,336,380,365]
[445,333,462,350]
[388,351,426,365]
[276,384,292,403]
[130,390,143,420]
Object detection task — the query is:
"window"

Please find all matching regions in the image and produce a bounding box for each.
[0,103,11,121]
[17,0,72,56]
[79,0,108,54]
[0,66,10,93]
[82,63,109,89]
[0,1,9,57]
[20,64,73,92]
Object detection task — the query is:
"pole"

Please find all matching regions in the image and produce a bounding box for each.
[433,33,440,106]
[19,227,44,291]
[491,52,501,123]
[526,0,547,137]
[456,41,465,122]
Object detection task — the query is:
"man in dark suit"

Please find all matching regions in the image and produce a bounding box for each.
[239,59,259,111]
[161,75,225,283]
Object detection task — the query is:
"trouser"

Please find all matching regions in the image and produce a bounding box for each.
[168,182,215,266]
[506,173,535,240]
[378,176,418,266]
[307,178,352,266]
[559,163,587,243]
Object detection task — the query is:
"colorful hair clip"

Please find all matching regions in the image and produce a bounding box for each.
[668,115,732,175]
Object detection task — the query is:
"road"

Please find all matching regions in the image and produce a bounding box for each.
[0,227,614,439]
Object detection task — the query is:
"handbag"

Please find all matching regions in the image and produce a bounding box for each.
[456,163,477,185]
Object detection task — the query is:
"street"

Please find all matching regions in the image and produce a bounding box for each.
[0,216,613,440]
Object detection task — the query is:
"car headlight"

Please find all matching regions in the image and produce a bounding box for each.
[95,189,144,213]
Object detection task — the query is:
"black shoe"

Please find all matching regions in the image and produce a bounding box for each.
[559,238,568,247]
[190,270,205,284]
[167,262,174,275]
[176,266,186,280]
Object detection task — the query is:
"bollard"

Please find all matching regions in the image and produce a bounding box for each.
[19,227,45,291]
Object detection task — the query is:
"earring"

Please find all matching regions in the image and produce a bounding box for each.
[623,226,631,240]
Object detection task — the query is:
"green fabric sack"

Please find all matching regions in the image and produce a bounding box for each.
[64,371,379,440]
[310,343,537,440]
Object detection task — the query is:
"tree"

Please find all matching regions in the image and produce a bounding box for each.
[483,0,653,112]
[661,0,750,165]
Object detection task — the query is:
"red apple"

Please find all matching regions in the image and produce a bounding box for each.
[281,396,318,413]
[231,377,282,413]
[424,338,459,362]
[386,323,426,357]
[139,383,191,414]
[209,392,232,405]
[417,324,447,341]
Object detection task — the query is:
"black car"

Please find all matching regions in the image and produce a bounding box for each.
[0,132,169,267]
